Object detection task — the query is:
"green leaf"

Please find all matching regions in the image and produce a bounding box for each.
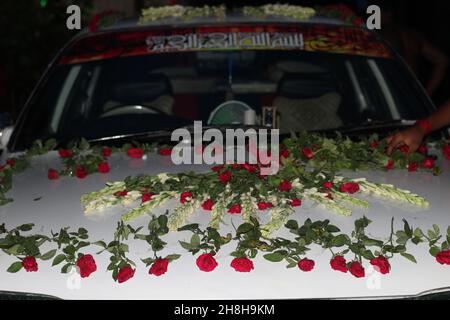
[78,228,88,235]
[403,220,413,237]
[429,246,441,257]
[52,254,66,266]
[17,224,34,232]
[61,263,72,274]
[331,234,350,247]
[363,238,384,247]
[179,241,196,251]
[285,220,298,230]
[263,251,287,263]
[401,253,417,263]
[325,225,340,233]
[236,223,254,236]
[414,228,424,238]
[178,224,199,232]
[93,241,107,248]
[427,229,437,240]
[40,249,57,261]
[166,254,181,262]
[7,261,23,273]
[190,234,200,247]
[433,225,440,236]
[6,244,23,255]
[362,250,375,260]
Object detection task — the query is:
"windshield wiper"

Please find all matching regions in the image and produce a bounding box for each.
[317,119,416,134]
[87,124,269,144]
[87,129,174,143]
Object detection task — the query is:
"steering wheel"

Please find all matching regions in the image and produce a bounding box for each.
[100,104,167,118]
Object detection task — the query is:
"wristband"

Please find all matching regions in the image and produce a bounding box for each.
[415,119,432,136]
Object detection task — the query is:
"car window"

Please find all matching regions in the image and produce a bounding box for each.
[13,49,432,149]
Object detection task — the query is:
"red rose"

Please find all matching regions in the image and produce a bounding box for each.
[385,159,395,170]
[149,258,169,277]
[228,204,242,214]
[48,169,59,180]
[408,162,419,172]
[97,162,110,174]
[436,250,450,265]
[370,256,390,275]
[211,165,224,172]
[180,192,193,204]
[159,148,172,156]
[349,261,365,278]
[141,192,155,204]
[230,257,254,273]
[75,166,88,179]
[302,147,315,160]
[323,182,333,189]
[443,144,450,160]
[219,171,232,185]
[127,148,144,159]
[298,258,315,272]
[76,254,97,278]
[257,202,272,210]
[22,256,38,272]
[117,266,135,283]
[422,158,435,169]
[242,163,258,173]
[418,144,428,155]
[399,145,410,154]
[290,199,302,207]
[280,149,290,158]
[6,159,15,167]
[116,190,128,197]
[202,199,214,211]
[279,180,292,192]
[114,190,128,198]
[330,256,347,273]
[102,147,111,157]
[58,149,73,158]
[370,140,380,149]
[257,202,273,210]
[196,253,218,272]
[339,182,360,194]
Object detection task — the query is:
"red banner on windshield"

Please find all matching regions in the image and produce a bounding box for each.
[58,25,392,65]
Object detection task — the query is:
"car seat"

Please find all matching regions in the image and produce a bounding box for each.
[273,73,343,134]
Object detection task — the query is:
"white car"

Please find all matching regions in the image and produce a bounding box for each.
[1,6,450,300]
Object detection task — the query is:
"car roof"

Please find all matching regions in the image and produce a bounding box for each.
[86,11,359,34]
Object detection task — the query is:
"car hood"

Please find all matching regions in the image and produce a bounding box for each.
[1,151,450,300]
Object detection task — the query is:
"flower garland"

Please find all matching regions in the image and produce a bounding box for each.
[1,133,447,209]
[315,4,364,27]
[139,5,226,24]
[81,132,435,235]
[1,133,450,283]
[2,215,450,282]
[242,4,316,20]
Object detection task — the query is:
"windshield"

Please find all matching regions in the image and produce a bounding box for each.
[13,47,432,150]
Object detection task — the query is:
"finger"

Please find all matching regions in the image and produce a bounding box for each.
[386,135,403,155]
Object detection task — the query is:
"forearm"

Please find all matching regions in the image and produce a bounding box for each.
[425,100,450,132]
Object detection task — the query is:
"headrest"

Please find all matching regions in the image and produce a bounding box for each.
[277,73,337,99]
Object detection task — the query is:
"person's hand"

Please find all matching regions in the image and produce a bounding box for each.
[386,126,426,155]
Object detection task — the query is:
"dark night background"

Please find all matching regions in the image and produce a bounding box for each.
[0,0,449,121]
